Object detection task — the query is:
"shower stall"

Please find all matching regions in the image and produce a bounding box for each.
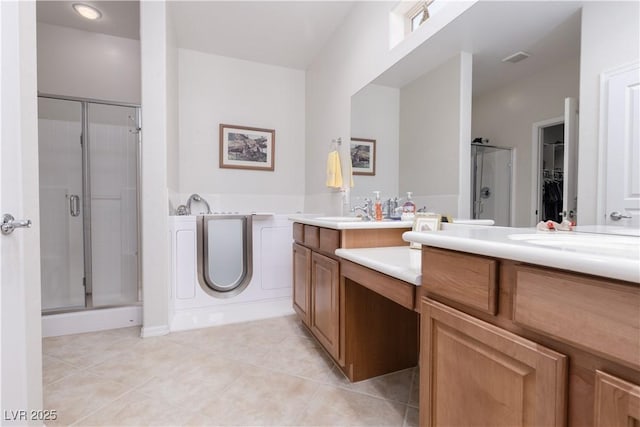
[38,95,140,314]
[471,144,513,226]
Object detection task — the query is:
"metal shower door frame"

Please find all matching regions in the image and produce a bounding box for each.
[471,143,513,225]
[38,93,142,311]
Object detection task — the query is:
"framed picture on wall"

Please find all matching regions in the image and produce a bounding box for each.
[219,124,275,171]
[350,138,376,176]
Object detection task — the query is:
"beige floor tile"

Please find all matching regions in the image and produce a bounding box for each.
[43,355,80,385]
[408,368,419,408]
[198,366,320,426]
[343,367,415,403]
[85,339,191,388]
[404,406,419,427]
[135,355,248,412]
[323,364,415,404]
[72,391,191,426]
[105,326,141,338]
[297,384,407,426]
[257,314,311,338]
[43,330,138,369]
[261,333,335,382]
[164,328,210,348]
[42,315,416,426]
[44,371,129,426]
[167,322,283,366]
[87,351,175,388]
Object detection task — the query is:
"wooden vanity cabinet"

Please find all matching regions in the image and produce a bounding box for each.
[292,243,311,326]
[292,222,410,371]
[593,370,640,427]
[420,246,640,427]
[310,252,340,360]
[421,299,567,427]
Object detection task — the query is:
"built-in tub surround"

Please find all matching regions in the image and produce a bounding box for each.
[170,214,294,331]
[169,192,305,216]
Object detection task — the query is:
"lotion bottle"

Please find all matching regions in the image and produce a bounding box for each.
[373,191,383,221]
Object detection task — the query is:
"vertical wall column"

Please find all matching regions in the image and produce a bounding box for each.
[140,1,170,337]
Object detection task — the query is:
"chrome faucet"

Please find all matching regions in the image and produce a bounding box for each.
[351,198,373,221]
[186,194,211,215]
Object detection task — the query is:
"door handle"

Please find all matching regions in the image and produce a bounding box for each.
[69,195,80,217]
[1,213,32,235]
[610,211,632,221]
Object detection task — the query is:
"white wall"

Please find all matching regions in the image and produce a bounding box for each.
[399,53,471,216]
[350,84,400,202]
[36,23,140,104]
[176,49,306,214]
[305,1,477,214]
[578,1,640,225]
[472,56,579,226]
[140,1,170,337]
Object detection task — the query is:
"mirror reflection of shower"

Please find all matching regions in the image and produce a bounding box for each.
[471,139,513,226]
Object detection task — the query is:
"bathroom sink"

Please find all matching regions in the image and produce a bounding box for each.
[314,216,363,222]
[508,232,640,257]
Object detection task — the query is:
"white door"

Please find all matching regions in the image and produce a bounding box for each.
[1,1,43,422]
[602,63,640,228]
[563,97,579,223]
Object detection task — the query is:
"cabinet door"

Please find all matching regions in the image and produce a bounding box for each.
[292,243,311,326]
[594,370,640,427]
[421,298,567,427]
[310,252,340,360]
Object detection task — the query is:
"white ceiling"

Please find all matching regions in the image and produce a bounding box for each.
[36,1,140,40]
[167,1,355,70]
[372,1,583,96]
[36,1,355,70]
[36,1,582,94]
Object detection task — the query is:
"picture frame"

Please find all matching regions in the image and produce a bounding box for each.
[350,138,376,176]
[410,213,441,249]
[219,124,275,171]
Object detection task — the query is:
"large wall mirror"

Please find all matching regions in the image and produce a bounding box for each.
[350,1,582,226]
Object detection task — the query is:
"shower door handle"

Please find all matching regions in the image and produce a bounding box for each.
[69,195,81,217]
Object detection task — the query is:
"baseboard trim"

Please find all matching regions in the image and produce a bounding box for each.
[140,324,171,338]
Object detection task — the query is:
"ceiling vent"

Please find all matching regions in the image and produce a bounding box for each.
[501,51,530,64]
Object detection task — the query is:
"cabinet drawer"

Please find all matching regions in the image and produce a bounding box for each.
[319,228,340,254]
[304,225,320,248]
[422,248,498,315]
[293,222,304,243]
[513,266,640,369]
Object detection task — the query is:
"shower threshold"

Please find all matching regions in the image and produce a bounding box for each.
[42,304,143,337]
[42,301,142,316]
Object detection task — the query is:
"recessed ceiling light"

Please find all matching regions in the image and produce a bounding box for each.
[502,51,530,64]
[72,3,102,20]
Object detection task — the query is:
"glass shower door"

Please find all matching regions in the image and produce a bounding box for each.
[88,103,139,306]
[38,98,86,311]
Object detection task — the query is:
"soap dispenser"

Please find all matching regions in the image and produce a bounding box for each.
[401,192,416,221]
[373,191,383,221]
[403,192,416,213]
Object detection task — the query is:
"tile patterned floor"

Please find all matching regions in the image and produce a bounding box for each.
[43,315,419,426]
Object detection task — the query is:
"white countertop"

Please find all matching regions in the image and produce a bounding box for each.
[289,215,494,230]
[404,226,640,283]
[289,214,413,230]
[335,246,422,285]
